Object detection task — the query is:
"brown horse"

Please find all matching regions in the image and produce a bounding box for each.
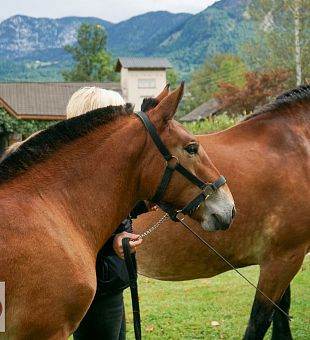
[0,84,235,339]
[135,84,310,340]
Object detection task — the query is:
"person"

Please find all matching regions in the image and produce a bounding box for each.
[67,87,153,340]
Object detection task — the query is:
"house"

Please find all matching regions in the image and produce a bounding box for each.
[115,57,172,110]
[0,57,173,153]
[180,98,220,122]
[0,82,121,152]
[0,57,172,121]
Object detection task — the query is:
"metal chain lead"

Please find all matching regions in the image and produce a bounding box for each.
[138,213,170,240]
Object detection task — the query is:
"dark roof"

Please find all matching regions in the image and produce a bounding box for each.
[116,57,172,72]
[180,98,220,122]
[0,82,121,120]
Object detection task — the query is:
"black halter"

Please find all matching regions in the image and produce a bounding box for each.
[135,111,226,221]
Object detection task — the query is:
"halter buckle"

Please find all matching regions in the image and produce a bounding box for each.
[165,156,179,169]
[203,185,215,197]
[175,210,186,221]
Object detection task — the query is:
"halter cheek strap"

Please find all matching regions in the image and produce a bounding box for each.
[135,111,226,220]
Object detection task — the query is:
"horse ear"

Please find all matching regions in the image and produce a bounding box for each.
[155,83,170,102]
[151,81,184,123]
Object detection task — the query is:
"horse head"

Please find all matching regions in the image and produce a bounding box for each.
[137,82,235,231]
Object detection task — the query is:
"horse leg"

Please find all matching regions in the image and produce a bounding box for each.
[271,285,292,340]
[242,286,292,340]
[242,252,304,340]
[242,294,275,340]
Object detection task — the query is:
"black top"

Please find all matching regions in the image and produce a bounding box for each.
[95,201,149,296]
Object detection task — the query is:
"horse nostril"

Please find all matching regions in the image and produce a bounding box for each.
[211,213,230,230]
[232,206,236,219]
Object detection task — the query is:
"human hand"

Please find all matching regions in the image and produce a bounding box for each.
[113,231,143,258]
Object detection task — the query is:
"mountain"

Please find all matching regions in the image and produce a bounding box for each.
[142,0,254,75]
[0,0,256,81]
[0,15,112,60]
[107,11,192,56]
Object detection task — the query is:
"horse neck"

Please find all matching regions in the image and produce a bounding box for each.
[201,102,310,166]
[8,117,148,254]
[215,103,309,138]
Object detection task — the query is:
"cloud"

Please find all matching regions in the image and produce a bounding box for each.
[1,0,218,23]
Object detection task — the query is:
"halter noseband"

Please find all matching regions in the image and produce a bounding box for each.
[136,111,226,221]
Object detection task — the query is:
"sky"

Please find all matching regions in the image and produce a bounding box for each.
[1,0,219,23]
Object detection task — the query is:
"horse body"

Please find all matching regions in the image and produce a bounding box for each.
[0,84,234,339]
[135,86,310,339]
[0,116,147,338]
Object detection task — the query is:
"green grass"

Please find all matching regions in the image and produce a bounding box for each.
[68,257,309,339]
[123,256,310,339]
[183,114,242,134]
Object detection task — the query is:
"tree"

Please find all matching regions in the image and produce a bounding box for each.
[214,69,290,115]
[180,54,248,115]
[62,23,117,81]
[166,69,179,90]
[0,106,53,154]
[242,0,310,86]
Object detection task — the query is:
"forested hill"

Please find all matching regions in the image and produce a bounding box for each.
[0,0,255,81]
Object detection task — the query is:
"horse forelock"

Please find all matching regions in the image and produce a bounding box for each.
[244,84,310,121]
[0,104,134,184]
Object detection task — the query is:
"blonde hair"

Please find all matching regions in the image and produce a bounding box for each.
[66,87,125,119]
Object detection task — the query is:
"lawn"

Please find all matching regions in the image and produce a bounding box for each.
[123,256,310,339]
[182,114,242,134]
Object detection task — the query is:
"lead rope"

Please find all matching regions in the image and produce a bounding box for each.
[173,214,293,321]
[122,213,170,340]
[122,238,141,340]
[126,213,292,340]
[139,213,292,320]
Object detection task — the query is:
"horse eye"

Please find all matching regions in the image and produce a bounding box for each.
[184,143,199,155]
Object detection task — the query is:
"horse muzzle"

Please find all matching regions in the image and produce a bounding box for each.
[200,192,236,231]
